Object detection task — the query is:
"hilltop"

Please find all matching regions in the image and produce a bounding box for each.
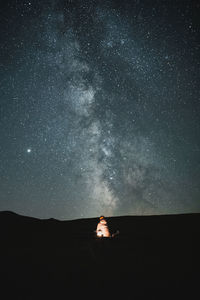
[0,211,199,299]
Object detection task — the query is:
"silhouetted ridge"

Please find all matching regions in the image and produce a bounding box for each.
[1,211,199,299]
[1,211,199,246]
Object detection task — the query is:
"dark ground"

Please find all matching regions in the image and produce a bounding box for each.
[0,211,199,299]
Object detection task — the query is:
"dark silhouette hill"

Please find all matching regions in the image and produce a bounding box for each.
[0,211,199,299]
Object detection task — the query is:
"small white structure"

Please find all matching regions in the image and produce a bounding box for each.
[96,216,111,238]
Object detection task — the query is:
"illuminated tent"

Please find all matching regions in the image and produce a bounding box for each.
[96,216,111,238]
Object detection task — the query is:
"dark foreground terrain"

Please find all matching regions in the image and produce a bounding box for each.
[0,211,199,299]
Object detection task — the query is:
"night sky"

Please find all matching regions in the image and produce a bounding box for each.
[0,0,200,220]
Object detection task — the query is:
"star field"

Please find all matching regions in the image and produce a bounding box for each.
[0,0,200,219]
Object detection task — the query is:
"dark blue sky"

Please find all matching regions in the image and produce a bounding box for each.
[0,0,200,219]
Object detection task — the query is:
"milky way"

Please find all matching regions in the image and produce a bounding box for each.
[0,0,200,219]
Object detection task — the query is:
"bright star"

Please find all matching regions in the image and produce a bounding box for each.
[27,149,31,153]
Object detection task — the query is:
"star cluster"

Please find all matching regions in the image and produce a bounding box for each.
[0,0,200,219]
